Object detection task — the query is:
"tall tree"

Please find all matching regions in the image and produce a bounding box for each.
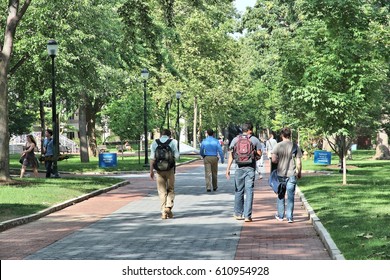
[9,0,128,161]
[279,0,389,184]
[0,0,32,181]
[240,0,389,184]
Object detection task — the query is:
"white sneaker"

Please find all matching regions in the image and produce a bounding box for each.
[275,214,284,221]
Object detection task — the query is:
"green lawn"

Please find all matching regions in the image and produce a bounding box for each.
[300,150,390,260]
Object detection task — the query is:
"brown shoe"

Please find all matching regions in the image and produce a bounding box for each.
[165,207,174,218]
[245,217,253,222]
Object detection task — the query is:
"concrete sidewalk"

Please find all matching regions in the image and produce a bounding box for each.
[0,160,331,260]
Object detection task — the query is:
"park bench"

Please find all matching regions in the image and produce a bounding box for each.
[97,145,108,153]
[59,145,70,154]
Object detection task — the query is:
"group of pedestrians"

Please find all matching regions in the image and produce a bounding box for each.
[149,123,302,224]
[19,129,55,178]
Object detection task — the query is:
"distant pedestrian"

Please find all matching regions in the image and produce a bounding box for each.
[20,134,39,178]
[266,131,278,172]
[272,127,302,223]
[149,129,180,219]
[200,129,224,192]
[255,139,266,179]
[223,138,229,159]
[225,122,262,222]
[43,129,54,178]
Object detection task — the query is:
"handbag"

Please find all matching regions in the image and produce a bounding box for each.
[19,156,24,164]
[269,169,280,193]
[269,167,289,199]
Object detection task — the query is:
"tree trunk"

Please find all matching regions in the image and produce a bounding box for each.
[0,58,10,181]
[86,107,97,157]
[338,134,348,185]
[0,0,32,180]
[79,95,89,162]
[39,100,45,153]
[343,153,347,185]
[198,107,202,145]
[341,135,348,185]
[193,96,198,148]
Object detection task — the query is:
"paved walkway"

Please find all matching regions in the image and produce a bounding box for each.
[0,160,330,260]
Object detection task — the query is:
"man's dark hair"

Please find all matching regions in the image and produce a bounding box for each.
[46,129,53,136]
[280,127,291,139]
[242,122,253,133]
[207,129,214,136]
[161,129,171,137]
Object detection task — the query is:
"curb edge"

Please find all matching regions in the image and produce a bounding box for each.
[0,180,129,232]
[296,186,345,260]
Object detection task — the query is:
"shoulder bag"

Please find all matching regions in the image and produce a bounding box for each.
[269,143,297,198]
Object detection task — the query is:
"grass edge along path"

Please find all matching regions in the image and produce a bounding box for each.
[0,178,129,232]
[299,150,390,260]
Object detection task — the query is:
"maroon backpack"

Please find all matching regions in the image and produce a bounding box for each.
[233,135,255,165]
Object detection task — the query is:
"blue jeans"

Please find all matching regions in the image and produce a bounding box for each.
[45,159,53,178]
[276,175,297,220]
[234,167,255,218]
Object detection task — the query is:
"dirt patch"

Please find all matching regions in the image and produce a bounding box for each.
[326,164,358,169]
[0,179,31,187]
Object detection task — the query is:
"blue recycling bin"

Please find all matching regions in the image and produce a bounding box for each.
[314,150,332,165]
[98,153,117,168]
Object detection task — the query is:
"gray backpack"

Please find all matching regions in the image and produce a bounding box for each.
[153,139,175,171]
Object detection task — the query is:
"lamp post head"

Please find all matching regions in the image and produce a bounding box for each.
[141,68,149,80]
[176,91,182,100]
[47,39,58,57]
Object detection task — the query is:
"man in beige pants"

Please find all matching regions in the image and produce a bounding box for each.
[150,129,180,219]
[200,129,224,192]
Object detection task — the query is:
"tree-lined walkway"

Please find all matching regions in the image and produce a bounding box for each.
[0,160,330,260]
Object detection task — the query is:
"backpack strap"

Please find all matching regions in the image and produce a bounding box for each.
[156,138,172,147]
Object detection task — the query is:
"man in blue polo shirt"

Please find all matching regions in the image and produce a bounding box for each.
[43,129,54,178]
[200,129,224,192]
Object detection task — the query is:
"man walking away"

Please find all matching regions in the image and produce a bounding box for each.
[272,127,302,223]
[150,129,180,219]
[225,122,262,222]
[200,129,224,192]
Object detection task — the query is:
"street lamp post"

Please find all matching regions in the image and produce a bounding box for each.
[141,68,149,166]
[47,40,60,178]
[176,91,182,153]
[166,100,171,129]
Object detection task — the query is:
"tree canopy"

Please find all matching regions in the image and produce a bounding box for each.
[1,0,389,183]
